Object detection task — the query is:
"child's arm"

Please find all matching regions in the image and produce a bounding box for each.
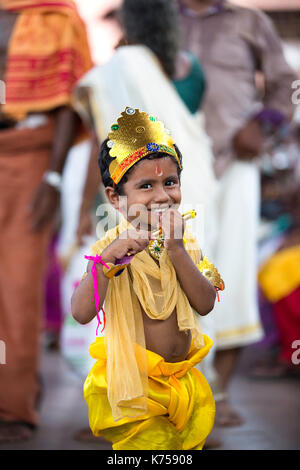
[168,247,216,315]
[162,210,216,316]
[71,258,110,325]
[71,229,150,324]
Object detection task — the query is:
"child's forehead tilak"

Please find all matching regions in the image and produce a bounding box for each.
[126,157,179,182]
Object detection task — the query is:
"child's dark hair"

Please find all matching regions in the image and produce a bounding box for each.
[98,139,183,195]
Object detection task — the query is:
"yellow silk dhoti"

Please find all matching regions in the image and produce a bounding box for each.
[84,335,215,450]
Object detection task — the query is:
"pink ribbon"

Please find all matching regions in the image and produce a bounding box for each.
[84,255,110,335]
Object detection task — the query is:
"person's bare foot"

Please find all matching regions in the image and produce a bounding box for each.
[73,427,109,444]
[203,435,222,449]
[0,422,33,443]
[249,362,300,380]
[249,362,288,380]
[215,400,244,427]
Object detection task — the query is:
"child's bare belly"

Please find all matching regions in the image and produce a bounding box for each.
[141,308,191,363]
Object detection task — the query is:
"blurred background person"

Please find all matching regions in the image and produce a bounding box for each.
[175,0,297,426]
[0,0,92,443]
[76,0,122,66]
[253,86,300,377]
[251,2,300,379]
[43,234,64,351]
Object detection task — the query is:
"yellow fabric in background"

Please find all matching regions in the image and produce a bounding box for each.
[258,246,300,303]
[84,335,215,450]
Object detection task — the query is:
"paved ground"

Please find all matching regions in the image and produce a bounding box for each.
[1,343,299,451]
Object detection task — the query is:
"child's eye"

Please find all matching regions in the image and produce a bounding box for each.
[165,179,177,186]
[140,183,152,189]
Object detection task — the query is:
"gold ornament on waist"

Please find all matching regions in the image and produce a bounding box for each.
[108,107,182,184]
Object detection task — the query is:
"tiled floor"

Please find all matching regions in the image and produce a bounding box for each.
[1,344,299,450]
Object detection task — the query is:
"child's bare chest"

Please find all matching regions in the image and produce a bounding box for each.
[140,305,191,363]
[130,253,191,362]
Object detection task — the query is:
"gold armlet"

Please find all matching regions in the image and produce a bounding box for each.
[102,262,127,279]
[197,257,225,291]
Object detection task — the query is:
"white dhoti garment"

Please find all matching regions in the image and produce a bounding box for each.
[211,160,263,349]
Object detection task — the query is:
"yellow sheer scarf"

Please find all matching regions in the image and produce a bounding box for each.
[90,216,204,422]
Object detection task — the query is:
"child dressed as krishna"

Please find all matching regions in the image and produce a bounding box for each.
[71,107,224,450]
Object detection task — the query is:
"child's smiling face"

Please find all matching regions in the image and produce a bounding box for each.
[106,156,182,232]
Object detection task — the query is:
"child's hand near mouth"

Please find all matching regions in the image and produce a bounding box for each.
[160,208,185,252]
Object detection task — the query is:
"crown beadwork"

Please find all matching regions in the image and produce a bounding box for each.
[107,107,181,184]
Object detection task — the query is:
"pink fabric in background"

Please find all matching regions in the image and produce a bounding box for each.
[44,236,63,333]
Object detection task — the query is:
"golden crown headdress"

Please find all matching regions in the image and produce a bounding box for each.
[107,107,182,184]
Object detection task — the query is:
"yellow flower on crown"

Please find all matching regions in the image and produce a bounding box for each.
[107,107,182,184]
